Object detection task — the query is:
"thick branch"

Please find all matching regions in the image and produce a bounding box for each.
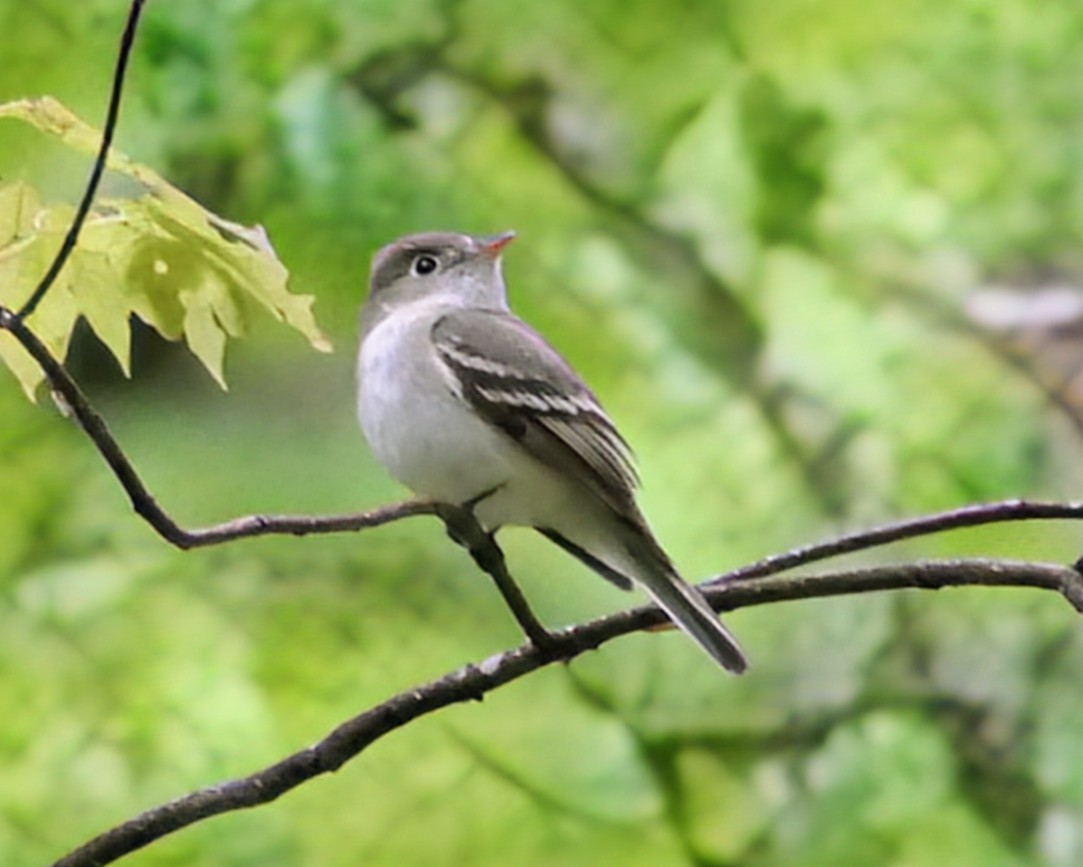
[53,557,1083,867]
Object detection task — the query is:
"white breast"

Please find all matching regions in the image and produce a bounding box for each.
[357,301,515,505]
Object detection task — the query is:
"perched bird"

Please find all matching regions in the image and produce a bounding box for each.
[356,231,747,673]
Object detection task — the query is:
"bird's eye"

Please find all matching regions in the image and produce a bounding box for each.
[412,254,439,276]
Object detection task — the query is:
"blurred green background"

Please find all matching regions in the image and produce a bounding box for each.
[4,0,1083,864]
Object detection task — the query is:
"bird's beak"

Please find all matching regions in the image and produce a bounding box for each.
[478,231,516,257]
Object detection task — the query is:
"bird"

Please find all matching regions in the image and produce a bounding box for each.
[356,230,747,673]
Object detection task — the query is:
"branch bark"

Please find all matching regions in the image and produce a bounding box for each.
[721,499,1083,583]
[52,557,1083,867]
[6,300,1083,570]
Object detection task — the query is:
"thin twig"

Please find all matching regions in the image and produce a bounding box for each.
[7,301,1083,594]
[0,306,439,543]
[52,557,1083,867]
[15,0,148,321]
[716,500,1083,584]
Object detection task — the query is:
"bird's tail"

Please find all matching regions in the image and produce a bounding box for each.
[541,515,748,674]
[610,518,747,674]
[637,566,747,674]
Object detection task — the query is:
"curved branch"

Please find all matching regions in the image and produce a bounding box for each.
[6,302,1083,574]
[0,306,439,543]
[53,557,1083,867]
[6,291,1083,616]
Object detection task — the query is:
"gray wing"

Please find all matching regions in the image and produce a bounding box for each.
[431,308,640,518]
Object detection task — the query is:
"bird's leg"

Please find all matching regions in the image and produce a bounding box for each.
[436,497,558,652]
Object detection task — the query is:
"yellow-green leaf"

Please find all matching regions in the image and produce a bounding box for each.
[69,250,131,376]
[180,288,230,389]
[0,97,332,399]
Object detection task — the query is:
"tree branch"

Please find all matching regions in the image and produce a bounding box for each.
[719,499,1083,584]
[7,297,1083,584]
[53,557,1083,867]
[0,306,440,543]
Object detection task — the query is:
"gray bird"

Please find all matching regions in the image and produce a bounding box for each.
[356,230,747,673]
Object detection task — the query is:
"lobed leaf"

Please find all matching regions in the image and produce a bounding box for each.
[0,97,332,398]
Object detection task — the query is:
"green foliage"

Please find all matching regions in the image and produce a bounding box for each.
[3,1,1083,866]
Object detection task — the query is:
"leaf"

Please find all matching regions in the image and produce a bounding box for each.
[180,288,232,389]
[0,97,332,399]
[70,250,132,376]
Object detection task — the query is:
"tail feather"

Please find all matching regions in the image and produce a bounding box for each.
[639,569,747,674]
[617,515,748,674]
[540,513,748,674]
